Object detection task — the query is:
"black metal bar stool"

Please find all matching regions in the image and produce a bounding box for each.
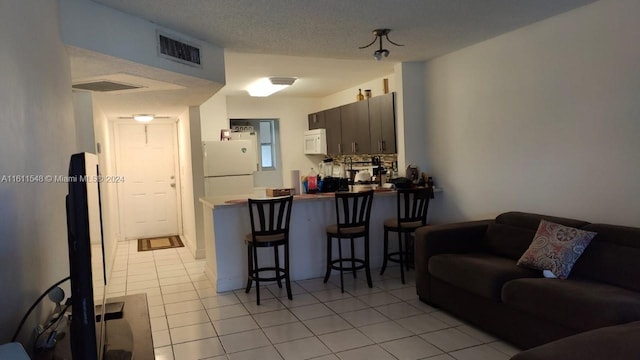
[244,195,293,305]
[380,186,432,284]
[323,190,374,293]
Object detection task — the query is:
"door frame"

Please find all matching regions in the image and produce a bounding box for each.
[111,119,184,241]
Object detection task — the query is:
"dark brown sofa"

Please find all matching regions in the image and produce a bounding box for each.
[414,211,640,358]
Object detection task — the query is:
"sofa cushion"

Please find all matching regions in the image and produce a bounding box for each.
[502,278,640,332]
[511,320,640,360]
[571,224,640,292]
[495,212,589,231]
[428,253,540,300]
[517,220,596,279]
[484,223,536,260]
[484,212,591,261]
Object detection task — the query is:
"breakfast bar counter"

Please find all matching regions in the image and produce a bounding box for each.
[200,190,398,292]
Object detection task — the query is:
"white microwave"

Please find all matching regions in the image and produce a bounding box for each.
[304,129,327,155]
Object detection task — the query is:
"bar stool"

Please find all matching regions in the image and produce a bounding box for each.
[244,195,293,305]
[323,190,374,293]
[380,186,432,284]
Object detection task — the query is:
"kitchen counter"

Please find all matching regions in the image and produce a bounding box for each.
[212,188,395,205]
[200,189,400,292]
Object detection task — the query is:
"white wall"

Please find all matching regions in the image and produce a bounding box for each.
[177,108,205,258]
[422,0,640,227]
[92,104,120,282]
[189,107,206,258]
[0,0,76,344]
[72,91,97,153]
[320,74,396,110]
[395,63,427,173]
[59,0,225,84]
[200,93,229,141]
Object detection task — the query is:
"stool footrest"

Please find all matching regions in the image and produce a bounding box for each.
[385,251,405,264]
[249,267,287,282]
[330,258,366,272]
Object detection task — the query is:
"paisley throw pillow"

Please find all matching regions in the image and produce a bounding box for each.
[517,219,596,279]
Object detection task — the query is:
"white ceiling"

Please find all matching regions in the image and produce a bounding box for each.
[74,0,597,118]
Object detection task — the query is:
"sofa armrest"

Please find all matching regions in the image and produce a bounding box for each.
[414,220,492,302]
[510,320,640,360]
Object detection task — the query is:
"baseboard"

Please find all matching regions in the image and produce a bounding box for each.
[216,275,246,293]
[180,234,205,259]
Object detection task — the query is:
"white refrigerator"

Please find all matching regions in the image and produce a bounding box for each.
[203,140,257,196]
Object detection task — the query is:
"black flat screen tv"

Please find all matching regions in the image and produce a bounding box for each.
[66,152,106,360]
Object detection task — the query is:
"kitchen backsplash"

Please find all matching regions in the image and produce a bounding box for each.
[331,153,398,174]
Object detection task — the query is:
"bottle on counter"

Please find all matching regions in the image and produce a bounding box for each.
[307,168,318,194]
[357,89,364,101]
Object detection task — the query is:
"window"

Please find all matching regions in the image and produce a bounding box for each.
[259,120,275,169]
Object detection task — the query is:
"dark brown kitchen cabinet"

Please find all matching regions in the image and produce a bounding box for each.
[369,92,396,154]
[339,100,370,154]
[307,93,396,155]
[308,111,325,129]
[324,107,342,154]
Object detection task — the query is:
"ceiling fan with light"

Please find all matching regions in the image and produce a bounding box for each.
[359,28,404,60]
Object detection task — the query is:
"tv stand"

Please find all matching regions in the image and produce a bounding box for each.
[36,294,153,360]
[96,300,125,322]
[103,294,153,360]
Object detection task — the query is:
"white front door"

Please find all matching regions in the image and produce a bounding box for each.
[115,122,180,240]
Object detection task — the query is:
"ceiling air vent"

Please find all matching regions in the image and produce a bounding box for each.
[157,32,201,67]
[72,81,142,92]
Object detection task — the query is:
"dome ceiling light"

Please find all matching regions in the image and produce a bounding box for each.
[246,77,297,97]
[359,29,404,61]
[133,114,155,122]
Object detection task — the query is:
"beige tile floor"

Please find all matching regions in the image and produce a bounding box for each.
[108,240,522,360]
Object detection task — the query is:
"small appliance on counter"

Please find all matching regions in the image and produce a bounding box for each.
[354,170,371,183]
[319,177,349,192]
[389,177,413,189]
[406,164,419,183]
[319,157,343,178]
[371,156,387,186]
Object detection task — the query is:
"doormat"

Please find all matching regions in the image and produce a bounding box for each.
[137,235,183,252]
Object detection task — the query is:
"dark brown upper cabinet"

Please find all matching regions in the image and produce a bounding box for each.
[340,100,371,155]
[324,107,342,155]
[307,92,396,155]
[368,92,396,154]
[308,111,326,130]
